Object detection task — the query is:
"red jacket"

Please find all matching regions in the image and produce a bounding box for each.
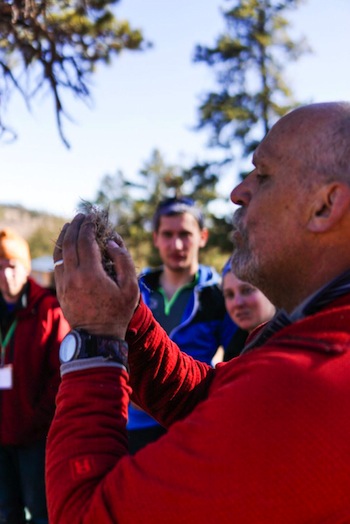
[47,294,350,523]
[0,277,70,445]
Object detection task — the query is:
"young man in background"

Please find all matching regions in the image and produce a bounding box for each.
[128,197,235,452]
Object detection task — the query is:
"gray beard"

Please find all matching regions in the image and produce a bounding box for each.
[231,246,258,284]
[231,209,263,289]
[231,210,252,279]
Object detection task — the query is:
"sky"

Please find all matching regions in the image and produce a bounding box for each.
[0,0,350,218]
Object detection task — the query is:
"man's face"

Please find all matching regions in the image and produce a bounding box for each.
[153,213,208,272]
[0,258,29,303]
[230,116,314,302]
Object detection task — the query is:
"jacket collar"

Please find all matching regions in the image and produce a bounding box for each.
[140,264,220,291]
[243,269,350,353]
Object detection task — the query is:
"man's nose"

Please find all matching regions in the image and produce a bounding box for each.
[173,237,183,249]
[230,175,253,206]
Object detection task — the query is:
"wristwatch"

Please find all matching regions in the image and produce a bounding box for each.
[59,329,129,369]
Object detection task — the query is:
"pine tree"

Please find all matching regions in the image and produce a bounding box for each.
[194,0,310,160]
[0,0,150,146]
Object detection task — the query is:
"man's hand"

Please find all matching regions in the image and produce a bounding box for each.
[53,214,140,338]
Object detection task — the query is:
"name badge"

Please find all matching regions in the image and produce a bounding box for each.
[0,365,13,389]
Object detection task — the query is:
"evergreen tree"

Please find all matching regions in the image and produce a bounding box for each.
[0,0,150,146]
[194,0,310,160]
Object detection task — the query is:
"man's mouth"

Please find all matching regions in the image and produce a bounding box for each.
[232,229,243,244]
[169,254,185,261]
[232,209,248,247]
[232,208,245,230]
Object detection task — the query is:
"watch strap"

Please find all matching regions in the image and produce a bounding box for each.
[84,332,129,370]
[66,329,129,371]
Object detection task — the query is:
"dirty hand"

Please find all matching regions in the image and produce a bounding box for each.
[53,213,140,338]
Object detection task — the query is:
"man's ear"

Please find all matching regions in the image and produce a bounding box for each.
[308,182,350,233]
[199,227,209,248]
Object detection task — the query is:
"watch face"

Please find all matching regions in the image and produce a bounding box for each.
[59,332,80,363]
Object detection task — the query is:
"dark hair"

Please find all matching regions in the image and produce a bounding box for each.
[152,197,205,231]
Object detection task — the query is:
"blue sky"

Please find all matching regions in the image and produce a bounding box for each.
[0,0,349,218]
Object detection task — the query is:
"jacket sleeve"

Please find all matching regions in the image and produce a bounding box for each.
[46,301,216,524]
[126,300,214,426]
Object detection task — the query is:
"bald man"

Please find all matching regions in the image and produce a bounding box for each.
[47,102,350,523]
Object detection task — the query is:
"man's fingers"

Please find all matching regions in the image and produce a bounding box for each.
[53,223,69,264]
[106,241,128,283]
[77,217,112,275]
[106,240,139,299]
[60,214,86,269]
[110,231,126,250]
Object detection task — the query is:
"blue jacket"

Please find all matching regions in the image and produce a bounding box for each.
[127,265,237,430]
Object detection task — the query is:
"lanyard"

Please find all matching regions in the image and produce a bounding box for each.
[0,319,18,367]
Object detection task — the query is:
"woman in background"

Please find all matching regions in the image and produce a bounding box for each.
[222,261,275,361]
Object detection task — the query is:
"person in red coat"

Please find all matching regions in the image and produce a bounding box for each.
[47,101,350,523]
[0,228,70,524]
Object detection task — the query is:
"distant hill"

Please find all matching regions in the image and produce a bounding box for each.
[0,204,67,258]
